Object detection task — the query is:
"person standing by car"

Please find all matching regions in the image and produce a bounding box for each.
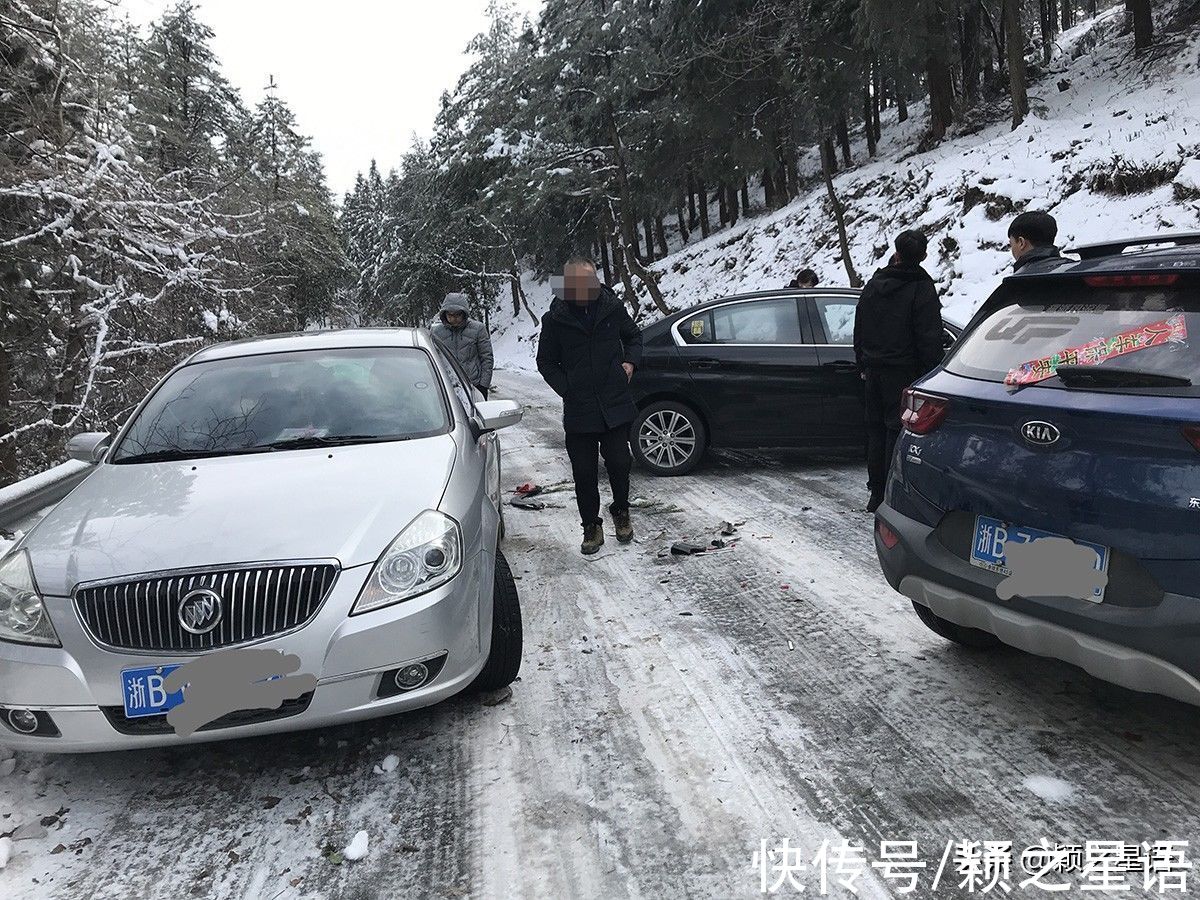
[431,293,494,398]
[788,268,819,289]
[536,257,643,555]
[1009,210,1067,272]
[853,230,945,513]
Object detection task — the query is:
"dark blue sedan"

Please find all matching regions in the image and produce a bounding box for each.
[874,234,1200,706]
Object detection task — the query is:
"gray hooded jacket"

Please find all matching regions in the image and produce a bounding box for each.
[430,293,494,389]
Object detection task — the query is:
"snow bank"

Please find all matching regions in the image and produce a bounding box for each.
[489,11,1200,369]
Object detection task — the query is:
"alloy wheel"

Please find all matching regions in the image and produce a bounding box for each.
[638,409,698,471]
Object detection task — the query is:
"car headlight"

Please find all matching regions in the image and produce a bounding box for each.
[351,510,463,615]
[0,550,60,646]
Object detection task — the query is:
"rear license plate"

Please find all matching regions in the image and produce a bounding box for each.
[121,664,184,718]
[970,515,1110,603]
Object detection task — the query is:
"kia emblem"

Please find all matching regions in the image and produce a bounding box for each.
[1021,420,1061,446]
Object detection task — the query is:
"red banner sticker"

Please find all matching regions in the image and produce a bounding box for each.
[1004,315,1189,388]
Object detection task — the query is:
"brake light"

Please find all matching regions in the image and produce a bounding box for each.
[901,389,949,435]
[1083,273,1181,288]
[876,518,901,549]
[1184,426,1200,453]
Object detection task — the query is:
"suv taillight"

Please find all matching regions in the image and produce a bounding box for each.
[1184,426,1200,453]
[901,389,949,435]
[1083,273,1181,288]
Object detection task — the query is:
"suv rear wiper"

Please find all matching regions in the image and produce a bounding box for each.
[1053,364,1193,388]
[265,434,392,450]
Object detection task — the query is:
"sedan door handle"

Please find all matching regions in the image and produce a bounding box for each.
[822,360,859,370]
[688,358,721,370]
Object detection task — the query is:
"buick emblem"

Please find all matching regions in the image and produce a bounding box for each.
[1020,420,1061,446]
[178,588,223,635]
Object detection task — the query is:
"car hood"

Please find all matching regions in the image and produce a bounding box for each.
[23,436,457,596]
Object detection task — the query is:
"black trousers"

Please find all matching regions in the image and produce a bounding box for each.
[864,368,917,497]
[565,426,632,528]
[476,386,489,400]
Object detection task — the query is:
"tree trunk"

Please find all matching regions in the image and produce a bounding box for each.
[820,134,862,288]
[763,165,777,209]
[0,291,15,485]
[962,3,981,106]
[697,177,711,237]
[821,135,838,173]
[894,61,909,123]
[51,285,88,429]
[598,209,613,284]
[1005,0,1030,129]
[871,63,882,140]
[1062,0,1073,30]
[717,180,728,226]
[1039,0,1056,64]
[1126,0,1153,54]
[655,215,669,258]
[727,181,740,226]
[740,177,750,214]
[686,172,699,230]
[863,87,878,157]
[643,217,655,262]
[676,203,690,245]
[925,52,955,141]
[836,113,852,167]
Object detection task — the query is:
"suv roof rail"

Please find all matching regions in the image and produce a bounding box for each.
[1070,233,1200,260]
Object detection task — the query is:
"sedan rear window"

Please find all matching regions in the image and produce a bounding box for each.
[113,348,449,462]
[947,286,1199,396]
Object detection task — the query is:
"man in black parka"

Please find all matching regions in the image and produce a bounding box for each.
[536,256,643,555]
[853,229,945,513]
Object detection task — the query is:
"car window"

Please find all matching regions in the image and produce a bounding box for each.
[112,347,450,461]
[678,311,714,345]
[812,297,858,345]
[432,340,477,413]
[947,285,1200,396]
[710,299,802,344]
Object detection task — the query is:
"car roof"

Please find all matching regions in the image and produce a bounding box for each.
[186,328,424,364]
[663,286,861,318]
[1010,235,1200,281]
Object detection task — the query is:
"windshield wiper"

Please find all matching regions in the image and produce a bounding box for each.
[264,434,392,450]
[1053,364,1193,388]
[114,447,272,464]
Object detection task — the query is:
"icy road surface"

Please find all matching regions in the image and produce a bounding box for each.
[3,368,1200,899]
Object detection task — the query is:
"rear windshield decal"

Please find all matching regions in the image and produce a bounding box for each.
[1004,314,1188,388]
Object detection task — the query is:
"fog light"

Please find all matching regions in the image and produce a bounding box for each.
[394,663,429,690]
[7,708,39,734]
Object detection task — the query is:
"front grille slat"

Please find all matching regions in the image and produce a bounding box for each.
[74,562,338,653]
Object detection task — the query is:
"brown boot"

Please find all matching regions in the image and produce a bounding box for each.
[581,522,605,555]
[611,508,634,544]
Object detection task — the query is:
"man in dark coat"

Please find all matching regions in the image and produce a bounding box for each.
[1009,210,1067,272]
[853,230,945,513]
[536,257,643,555]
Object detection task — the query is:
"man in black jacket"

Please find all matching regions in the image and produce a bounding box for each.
[536,257,644,555]
[853,230,945,513]
[1009,210,1067,272]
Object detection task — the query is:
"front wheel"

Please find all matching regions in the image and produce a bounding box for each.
[631,401,708,476]
[467,550,523,692]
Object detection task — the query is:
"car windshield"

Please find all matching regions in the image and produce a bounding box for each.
[112,347,449,462]
[946,285,1200,396]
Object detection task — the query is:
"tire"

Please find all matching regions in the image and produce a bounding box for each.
[631,401,708,476]
[911,600,1001,649]
[467,549,523,692]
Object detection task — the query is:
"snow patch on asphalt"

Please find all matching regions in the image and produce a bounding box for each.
[342,830,370,861]
[1023,775,1077,803]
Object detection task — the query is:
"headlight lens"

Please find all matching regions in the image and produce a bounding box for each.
[0,550,59,646]
[352,511,463,615]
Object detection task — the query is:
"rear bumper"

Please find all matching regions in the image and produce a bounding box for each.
[875,503,1200,706]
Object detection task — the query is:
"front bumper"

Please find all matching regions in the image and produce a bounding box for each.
[874,503,1200,707]
[0,550,493,753]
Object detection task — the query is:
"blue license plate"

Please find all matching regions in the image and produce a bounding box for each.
[121,664,185,718]
[970,515,1110,602]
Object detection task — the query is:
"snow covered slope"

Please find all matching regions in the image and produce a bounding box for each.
[492,7,1200,369]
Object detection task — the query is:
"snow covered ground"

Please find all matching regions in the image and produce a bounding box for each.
[4,369,1200,899]
[490,8,1200,369]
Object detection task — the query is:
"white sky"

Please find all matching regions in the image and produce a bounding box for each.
[123,0,543,198]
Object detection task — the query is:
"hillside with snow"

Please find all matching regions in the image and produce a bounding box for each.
[491,7,1200,369]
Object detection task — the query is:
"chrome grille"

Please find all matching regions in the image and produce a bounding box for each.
[74,561,339,653]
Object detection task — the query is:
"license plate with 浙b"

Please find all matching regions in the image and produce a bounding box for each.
[970,515,1110,603]
[121,664,184,718]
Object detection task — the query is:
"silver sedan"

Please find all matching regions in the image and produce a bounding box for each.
[0,329,524,752]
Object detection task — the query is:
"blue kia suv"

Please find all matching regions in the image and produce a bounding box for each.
[874,234,1200,706]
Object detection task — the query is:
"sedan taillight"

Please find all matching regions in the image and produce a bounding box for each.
[901,389,949,435]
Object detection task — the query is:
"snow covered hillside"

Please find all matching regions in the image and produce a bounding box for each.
[491,7,1200,370]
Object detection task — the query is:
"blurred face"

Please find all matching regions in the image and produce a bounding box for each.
[563,262,600,305]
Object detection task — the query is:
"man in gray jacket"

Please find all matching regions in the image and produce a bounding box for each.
[431,293,495,398]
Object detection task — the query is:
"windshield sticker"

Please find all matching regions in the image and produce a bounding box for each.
[1004,314,1188,388]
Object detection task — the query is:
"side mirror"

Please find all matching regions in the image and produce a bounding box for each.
[473,400,523,434]
[66,432,112,464]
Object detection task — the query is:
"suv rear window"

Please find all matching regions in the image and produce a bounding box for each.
[947,286,1199,396]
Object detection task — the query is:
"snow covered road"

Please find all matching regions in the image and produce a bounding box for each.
[3,367,1200,899]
